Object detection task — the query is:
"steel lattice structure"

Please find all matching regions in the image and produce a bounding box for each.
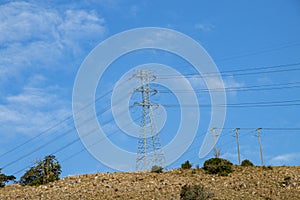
[133,70,166,171]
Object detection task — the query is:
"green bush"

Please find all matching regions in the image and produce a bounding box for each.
[151,165,163,173]
[20,155,61,186]
[181,160,192,169]
[278,176,291,187]
[262,165,273,170]
[180,184,213,200]
[241,159,254,166]
[0,168,15,188]
[203,158,233,176]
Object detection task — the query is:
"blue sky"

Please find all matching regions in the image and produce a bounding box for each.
[1,0,300,178]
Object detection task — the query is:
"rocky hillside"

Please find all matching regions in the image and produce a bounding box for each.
[1,166,300,200]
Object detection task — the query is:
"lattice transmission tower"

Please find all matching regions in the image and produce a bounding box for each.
[132,70,166,171]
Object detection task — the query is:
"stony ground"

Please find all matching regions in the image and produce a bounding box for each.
[1,166,300,199]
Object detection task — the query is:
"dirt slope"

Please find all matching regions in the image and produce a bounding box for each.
[1,166,300,200]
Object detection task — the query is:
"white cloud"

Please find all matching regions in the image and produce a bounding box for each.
[195,22,215,32]
[7,87,53,107]
[129,5,139,16]
[88,0,122,9]
[269,153,300,166]
[0,1,106,79]
[0,2,107,135]
[0,2,59,44]
[187,75,244,96]
[222,151,239,162]
[223,76,245,96]
[0,1,105,44]
[0,75,71,136]
[58,10,105,49]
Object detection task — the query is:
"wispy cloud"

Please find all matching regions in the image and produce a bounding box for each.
[58,9,105,51]
[0,1,107,138]
[195,22,215,32]
[0,2,58,44]
[0,1,106,80]
[187,75,244,96]
[222,151,239,162]
[0,75,70,137]
[129,5,139,17]
[0,1,105,44]
[269,153,300,166]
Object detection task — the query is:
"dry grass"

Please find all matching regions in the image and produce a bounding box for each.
[1,166,300,199]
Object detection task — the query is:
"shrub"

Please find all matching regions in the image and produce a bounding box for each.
[241,159,254,166]
[0,168,15,188]
[20,155,61,186]
[181,160,192,169]
[151,165,163,173]
[278,176,292,187]
[203,158,233,176]
[262,165,273,170]
[180,184,214,200]
[283,176,291,186]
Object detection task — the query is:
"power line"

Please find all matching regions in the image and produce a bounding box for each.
[263,128,300,131]
[217,63,300,75]
[215,42,300,62]
[212,127,300,131]
[6,94,296,168]
[1,88,132,170]
[180,127,297,166]
[59,112,147,165]
[158,62,300,79]
[3,62,300,173]
[11,125,300,175]
[2,40,300,175]
[13,110,147,176]
[165,41,300,68]
[162,99,300,108]
[0,114,73,159]
[1,103,111,169]
[164,127,299,165]
[58,94,164,167]
[158,81,300,93]
[0,78,130,160]
[2,62,299,160]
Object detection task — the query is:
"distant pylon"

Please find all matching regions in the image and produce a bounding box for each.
[211,128,220,158]
[133,70,166,171]
[235,128,241,165]
[256,128,264,166]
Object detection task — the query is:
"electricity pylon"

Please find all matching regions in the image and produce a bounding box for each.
[235,128,241,165]
[256,128,264,166]
[211,128,220,158]
[133,70,166,171]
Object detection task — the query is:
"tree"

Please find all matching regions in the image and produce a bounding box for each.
[20,155,61,186]
[0,168,15,187]
[181,160,192,169]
